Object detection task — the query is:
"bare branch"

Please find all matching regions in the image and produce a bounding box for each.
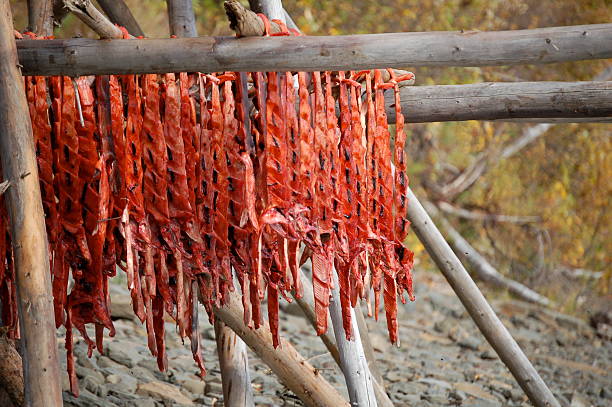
[436,67,612,200]
[437,201,541,224]
[423,200,552,307]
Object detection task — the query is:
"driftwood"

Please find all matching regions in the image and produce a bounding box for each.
[213,292,350,407]
[0,330,24,407]
[0,3,63,406]
[27,0,53,35]
[14,22,612,75]
[167,0,198,38]
[406,188,560,407]
[425,202,552,306]
[386,81,612,123]
[214,319,255,407]
[97,0,144,37]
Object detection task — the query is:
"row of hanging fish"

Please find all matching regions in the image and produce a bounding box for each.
[0,32,415,397]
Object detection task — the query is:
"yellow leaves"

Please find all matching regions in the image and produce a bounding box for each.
[552,181,567,200]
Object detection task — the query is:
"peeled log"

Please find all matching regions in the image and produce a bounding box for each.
[386,81,612,122]
[97,0,144,37]
[15,23,612,76]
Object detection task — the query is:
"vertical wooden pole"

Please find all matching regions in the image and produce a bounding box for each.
[27,0,53,36]
[0,3,63,407]
[214,319,255,407]
[406,188,560,407]
[294,268,394,407]
[166,0,198,38]
[330,272,378,407]
[97,0,145,37]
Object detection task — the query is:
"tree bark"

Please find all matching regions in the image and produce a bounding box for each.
[0,3,63,407]
[27,0,53,35]
[214,319,255,407]
[97,0,144,37]
[167,0,198,38]
[15,23,612,74]
[406,188,560,407]
[213,292,350,407]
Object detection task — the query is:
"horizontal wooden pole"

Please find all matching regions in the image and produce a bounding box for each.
[16,23,612,76]
[388,81,612,122]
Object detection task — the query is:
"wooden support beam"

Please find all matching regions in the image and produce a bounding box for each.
[27,0,53,35]
[0,3,63,407]
[167,0,198,38]
[213,292,350,407]
[387,81,612,122]
[214,319,255,407]
[294,268,394,407]
[14,22,612,75]
[97,0,144,37]
[329,275,377,406]
[406,188,560,407]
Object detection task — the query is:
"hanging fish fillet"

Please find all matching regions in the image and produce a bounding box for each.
[2,30,418,382]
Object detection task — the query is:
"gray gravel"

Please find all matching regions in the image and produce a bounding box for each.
[58,271,611,406]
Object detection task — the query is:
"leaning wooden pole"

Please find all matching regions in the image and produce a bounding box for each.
[294,268,394,407]
[97,0,145,37]
[214,319,255,407]
[0,3,63,407]
[213,292,350,407]
[406,188,560,407]
[330,273,378,406]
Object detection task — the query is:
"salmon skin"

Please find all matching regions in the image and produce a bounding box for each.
[2,30,415,393]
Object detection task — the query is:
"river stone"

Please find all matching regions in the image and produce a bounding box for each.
[454,382,499,402]
[178,378,205,396]
[98,355,127,370]
[76,366,105,385]
[107,373,138,393]
[106,339,142,367]
[137,381,194,405]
